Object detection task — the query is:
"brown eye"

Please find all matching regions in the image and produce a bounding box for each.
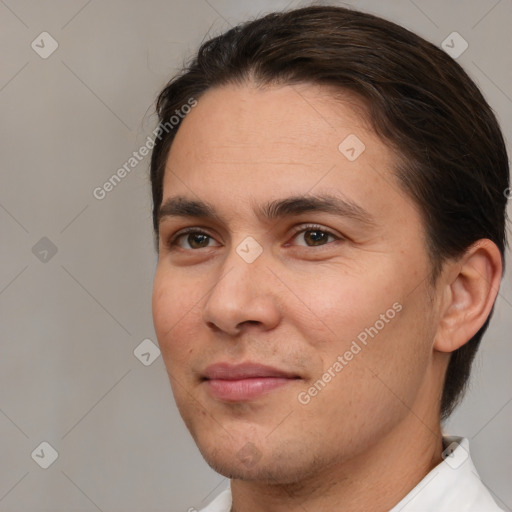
[303,229,331,246]
[169,229,220,250]
[291,225,340,247]
[186,233,211,249]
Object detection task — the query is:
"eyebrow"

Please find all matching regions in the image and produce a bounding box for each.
[158,194,376,227]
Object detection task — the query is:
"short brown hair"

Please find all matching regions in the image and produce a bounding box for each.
[149,5,509,419]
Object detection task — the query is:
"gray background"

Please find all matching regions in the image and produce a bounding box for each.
[0,0,510,510]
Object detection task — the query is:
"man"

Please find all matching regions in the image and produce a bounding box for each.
[149,5,509,511]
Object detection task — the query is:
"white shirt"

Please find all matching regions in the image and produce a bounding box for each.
[198,436,504,512]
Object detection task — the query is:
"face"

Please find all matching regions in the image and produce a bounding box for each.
[152,83,440,484]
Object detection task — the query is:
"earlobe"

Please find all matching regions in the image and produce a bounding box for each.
[433,239,503,354]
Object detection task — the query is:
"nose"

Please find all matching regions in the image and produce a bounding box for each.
[201,248,282,336]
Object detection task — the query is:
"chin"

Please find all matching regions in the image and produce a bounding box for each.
[196,434,321,486]
[202,453,295,483]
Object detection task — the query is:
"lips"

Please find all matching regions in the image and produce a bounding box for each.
[201,362,300,401]
[202,362,299,380]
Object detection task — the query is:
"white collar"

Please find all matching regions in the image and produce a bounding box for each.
[390,435,503,511]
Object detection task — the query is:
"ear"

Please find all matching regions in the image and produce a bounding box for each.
[434,239,503,353]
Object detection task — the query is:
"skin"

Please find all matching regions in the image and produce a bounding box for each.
[152,82,502,512]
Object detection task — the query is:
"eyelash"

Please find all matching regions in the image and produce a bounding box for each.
[166,224,342,250]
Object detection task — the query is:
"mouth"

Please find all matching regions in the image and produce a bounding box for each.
[201,362,301,402]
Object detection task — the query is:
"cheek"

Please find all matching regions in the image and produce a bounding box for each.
[293,260,432,391]
[152,267,198,364]
[292,265,398,346]
[336,288,434,412]
[296,302,432,448]
[152,273,174,340]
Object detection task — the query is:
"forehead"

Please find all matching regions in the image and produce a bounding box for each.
[169,82,374,163]
[161,82,415,228]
